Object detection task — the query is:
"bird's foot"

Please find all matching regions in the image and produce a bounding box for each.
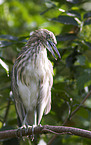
[31,124,37,141]
[19,125,36,141]
[39,124,42,127]
[16,125,38,141]
[16,125,32,138]
[16,126,24,138]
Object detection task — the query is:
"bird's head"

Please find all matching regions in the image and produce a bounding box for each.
[29,29,61,60]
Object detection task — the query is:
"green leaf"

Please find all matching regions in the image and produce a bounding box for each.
[84,19,91,26]
[77,71,91,90]
[66,10,81,19]
[56,33,77,41]
[0,41,14,48]
[0,58,9,76]
[52,15,79,26]
[0,35,18,41]
[66,0,79,4]
[83,12,91,19]
[76,55,86,65]
[84,41,91,49]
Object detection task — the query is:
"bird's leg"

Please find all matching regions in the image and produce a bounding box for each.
[34,110,37,126]
[31,110,37,141]
[17,111,37,141]
[16,113,33,138]
[16,115,28,137]
[21,114,32,134]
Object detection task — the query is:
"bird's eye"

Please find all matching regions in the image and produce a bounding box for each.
[49,38,54,43]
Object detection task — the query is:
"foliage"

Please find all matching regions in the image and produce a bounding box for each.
[0,0,91,144]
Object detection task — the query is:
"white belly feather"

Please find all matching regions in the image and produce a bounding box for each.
[17,49,53,112]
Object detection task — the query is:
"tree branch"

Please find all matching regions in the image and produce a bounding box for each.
[0,125,91,140]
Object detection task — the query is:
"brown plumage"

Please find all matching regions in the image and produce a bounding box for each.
[11,29,60,126]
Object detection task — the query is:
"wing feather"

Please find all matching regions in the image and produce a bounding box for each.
[11,60,26,126]
[37,60,53,125]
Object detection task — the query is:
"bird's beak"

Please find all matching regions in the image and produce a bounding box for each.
[46,40,61,60]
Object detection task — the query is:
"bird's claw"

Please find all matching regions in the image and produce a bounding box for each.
[30,124,36,141]
[16,125,32,138]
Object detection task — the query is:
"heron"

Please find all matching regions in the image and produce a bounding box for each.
[11,29,61,128]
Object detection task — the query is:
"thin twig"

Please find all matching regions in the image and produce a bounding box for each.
[70,90,91,119]
[3,99,11,124]
[48,90,91,145]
